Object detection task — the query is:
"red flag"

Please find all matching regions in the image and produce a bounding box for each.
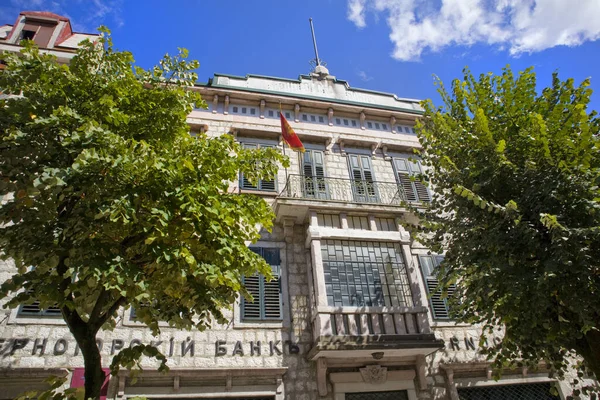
[280,112,305,152]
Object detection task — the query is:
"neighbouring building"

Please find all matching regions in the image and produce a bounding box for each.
[0,11,588,400]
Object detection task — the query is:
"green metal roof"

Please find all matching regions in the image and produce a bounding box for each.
[196,73,424,115]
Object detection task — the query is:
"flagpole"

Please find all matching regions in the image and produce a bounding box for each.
[279,102,289,190]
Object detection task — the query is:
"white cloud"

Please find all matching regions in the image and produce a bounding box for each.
[347,0,600,61]
[348,0,367,28]
[357,70,374,82]
[0,0,124,32]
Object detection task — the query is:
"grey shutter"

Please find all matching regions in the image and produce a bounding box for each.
[393,158,418,202]
[242,274,262,319]
[259,145,276,191]
[263,265,282,319]
[302,150,326,199]
[18,294,61,317]
[419,255,452,320]
[349,155,377,202]
[408,161,431,202]
[242,248,282,321]
[241,143,258,190]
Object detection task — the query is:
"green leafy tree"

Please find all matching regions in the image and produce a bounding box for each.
[418,66,600,388]
[0,31,287,399]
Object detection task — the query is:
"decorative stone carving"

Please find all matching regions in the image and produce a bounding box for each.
[260,99,266,119]
[382,145,391,160]
[360,365,388,384]
[294,103,300,122]
[212,95,218,114]
[328,108,334,126]
[390,116,396,132]
[224,95,230,115]
[360,111,366,130]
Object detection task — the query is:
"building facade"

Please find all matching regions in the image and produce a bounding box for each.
[0,11,586,400]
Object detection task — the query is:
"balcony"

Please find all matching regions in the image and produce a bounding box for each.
[274,175,412,222]
[307,242,444,361]
[307,306,443,360]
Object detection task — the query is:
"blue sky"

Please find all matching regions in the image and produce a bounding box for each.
[2,0,600,111]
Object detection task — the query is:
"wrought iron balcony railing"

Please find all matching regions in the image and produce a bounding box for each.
[279,174,408,206]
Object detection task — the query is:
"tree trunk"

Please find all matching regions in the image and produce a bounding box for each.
[576,328,600,380]
[78,333,105,400]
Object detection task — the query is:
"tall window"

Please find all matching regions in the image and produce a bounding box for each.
[418,255,454,320]
[241,248,282,321]
[302,149,327,199]
[348,154,377,203]
[240,143,276,192]
[392,158,430,202]
[321,240,413,307]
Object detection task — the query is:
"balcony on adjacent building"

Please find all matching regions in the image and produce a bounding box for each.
[274,175,415,223]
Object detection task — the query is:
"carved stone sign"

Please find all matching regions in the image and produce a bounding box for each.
[0,337,301,358]
[445,335,503,351]
[360,365,388,384]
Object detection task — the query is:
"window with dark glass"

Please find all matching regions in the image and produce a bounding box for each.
[241,248,282,321]
[20,30,36,41]
[321,240,413,308]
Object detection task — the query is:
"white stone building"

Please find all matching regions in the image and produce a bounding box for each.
[0,11,582,400]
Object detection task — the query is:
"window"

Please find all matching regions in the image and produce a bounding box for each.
[241,248,282,321]
[18,293,61,318]
[302,149,327,199]
[457,382,560,400]
[240,143,277,192]
[418,255,454,320]
[348,154,377,203]
[21,30,36,41]
[322,240,413,307]
[346,391,409,400]
[392,157,430,202]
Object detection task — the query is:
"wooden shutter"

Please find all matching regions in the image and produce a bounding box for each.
[393,158,430,202]
[393,158,418,202]
[419,255,453,320]
[259,145,276,191]
[349,155,377,202]
[263,265,282,319]
[241,248,282,321]
[241,143,258,190]
[242,273,262,319]
[302,150,326,198]
[408,161,431,202]
[18,294,61,317]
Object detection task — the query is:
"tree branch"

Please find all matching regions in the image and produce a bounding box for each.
[88,287,109,324]
[91,296,125,332]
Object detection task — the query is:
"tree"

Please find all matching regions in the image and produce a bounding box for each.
[418,66,600,386]
[0,31,287,399]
